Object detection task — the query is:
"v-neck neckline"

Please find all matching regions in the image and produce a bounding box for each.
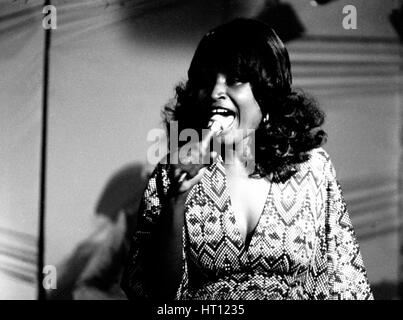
[221,162,272,252]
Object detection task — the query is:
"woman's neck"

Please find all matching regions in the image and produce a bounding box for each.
[223,157,254,178]
[222,137,256,178]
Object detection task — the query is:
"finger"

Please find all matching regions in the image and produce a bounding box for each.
[210,150,218,161]
[174,167,183,178]
[177,171,188,185]
[178,167,206,193]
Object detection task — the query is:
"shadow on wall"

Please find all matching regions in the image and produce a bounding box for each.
[117,0,304,47]
[46,162,150,300]
[118,0,225,47]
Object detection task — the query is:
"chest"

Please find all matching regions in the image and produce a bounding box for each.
[184,161,327,279]
[225,175,271,242]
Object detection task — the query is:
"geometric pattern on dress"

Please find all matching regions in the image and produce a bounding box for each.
[121,148,374,300]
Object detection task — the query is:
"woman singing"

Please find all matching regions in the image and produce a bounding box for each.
[121,18,373,300]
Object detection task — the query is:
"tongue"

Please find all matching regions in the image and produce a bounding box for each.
[208,114,235,134]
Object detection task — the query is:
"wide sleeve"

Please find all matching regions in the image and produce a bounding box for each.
[174,228,190,300]
[120,163,171,300]
[325,159,374,300]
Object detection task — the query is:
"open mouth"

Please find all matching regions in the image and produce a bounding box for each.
[210,107,236,117]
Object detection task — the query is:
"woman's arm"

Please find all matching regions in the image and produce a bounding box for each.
[325,158,374,300]
[120,164,188,300]
[121,131,215,300]
[147,193,187,299]
[147,130,217,298]
[121,164,169,300]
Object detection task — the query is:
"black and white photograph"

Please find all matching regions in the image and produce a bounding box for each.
[0,0,402,303]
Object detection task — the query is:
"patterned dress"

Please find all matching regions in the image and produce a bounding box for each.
[121,148,373,300]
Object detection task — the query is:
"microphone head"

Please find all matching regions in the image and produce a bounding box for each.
[208,119,223,134]
[208,114,235,135]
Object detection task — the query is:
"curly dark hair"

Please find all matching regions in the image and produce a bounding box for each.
[163,18,327,183]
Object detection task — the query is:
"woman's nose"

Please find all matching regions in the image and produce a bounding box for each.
[210,74,227,100]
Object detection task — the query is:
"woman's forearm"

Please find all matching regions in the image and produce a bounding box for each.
[148,194,186,299]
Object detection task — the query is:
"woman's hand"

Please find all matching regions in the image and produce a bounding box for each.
[170,129,218,196]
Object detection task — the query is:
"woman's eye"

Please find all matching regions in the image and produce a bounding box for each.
[227,78,244,86]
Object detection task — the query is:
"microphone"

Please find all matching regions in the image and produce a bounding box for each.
[207,114,234,135]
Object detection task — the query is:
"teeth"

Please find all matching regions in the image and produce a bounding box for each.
[211,108,234,115]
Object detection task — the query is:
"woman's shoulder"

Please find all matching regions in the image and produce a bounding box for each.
[308,147,331,165]
[143,161,174,196]
[299,147,336,180]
